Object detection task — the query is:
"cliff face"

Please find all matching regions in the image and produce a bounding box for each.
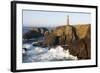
[43,24,91,59]
[75,24,91,39]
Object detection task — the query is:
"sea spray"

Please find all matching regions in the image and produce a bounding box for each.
[34,46,78,61]
[23,45,78,63]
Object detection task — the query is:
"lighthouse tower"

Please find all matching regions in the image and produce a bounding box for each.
[67,15,69,25]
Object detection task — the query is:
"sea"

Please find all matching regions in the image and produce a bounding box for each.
[22,27,78,63]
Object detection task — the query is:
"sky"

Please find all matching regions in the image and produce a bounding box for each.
[23,10,91,27]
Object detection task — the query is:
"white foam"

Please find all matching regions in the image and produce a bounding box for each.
[22,49,26,54]
[23,45,78,62]
[64,50,78,60]
[34,47,46,53]
[22,44,31,49]
[36,46,78,61]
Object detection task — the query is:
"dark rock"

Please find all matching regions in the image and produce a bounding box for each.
[23,29,42,39]
[68,39,90,59]
[23,27,48,39]
[43,32,56,47]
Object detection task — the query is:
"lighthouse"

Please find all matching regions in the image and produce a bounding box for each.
[67,15,69,25]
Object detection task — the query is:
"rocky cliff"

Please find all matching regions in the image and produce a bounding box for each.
[43,24,91,59]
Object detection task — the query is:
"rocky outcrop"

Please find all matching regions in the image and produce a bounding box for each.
[68,38,90,59]
[23,29,43,39]
[23,27,48,39]
[43,32,56,47]
[43,24,91,59]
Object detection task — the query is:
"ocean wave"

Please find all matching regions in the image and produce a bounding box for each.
[23,45,77,63]
[39,46,77,61]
